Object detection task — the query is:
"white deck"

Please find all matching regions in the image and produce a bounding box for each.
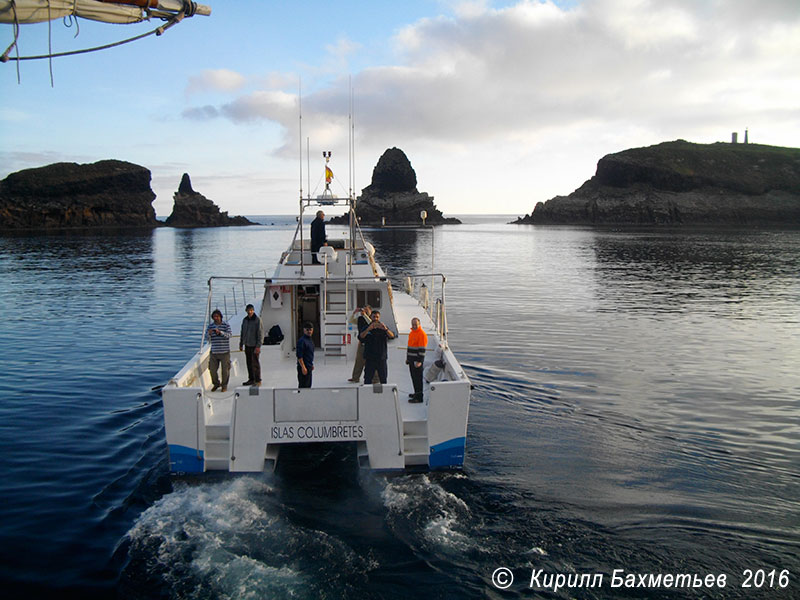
[204,291,444,424]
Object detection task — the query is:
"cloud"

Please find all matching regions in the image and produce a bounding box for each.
[0,108,32,123]
[219,90,298,124]
[182,105,220,120]
[186,69,247,95]
[176,0,800,187]
[323,36,362,71]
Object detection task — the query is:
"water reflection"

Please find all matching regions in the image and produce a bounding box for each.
[1,229,155,276]
[2,221,799,597]
[590,230,800,320]
[362,227,429,286]
[1,230,158,377]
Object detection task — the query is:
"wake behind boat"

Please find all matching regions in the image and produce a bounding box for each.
[162,157,471,473]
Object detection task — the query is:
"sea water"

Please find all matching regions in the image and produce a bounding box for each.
[0,216,798,599]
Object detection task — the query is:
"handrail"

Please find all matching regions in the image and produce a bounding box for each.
[322,252,329,350]
[203,268,449,351]
[197,285,213,384]
[399,273,449,346]
[392,387,403,456]
[201,284,213,354]
[261,272,447,283]
[441,276,448,346]
[207,273,269,321]
[230,392,239,464]
[195,392,202,461]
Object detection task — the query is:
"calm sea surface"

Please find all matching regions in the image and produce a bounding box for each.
[1,216,798,599]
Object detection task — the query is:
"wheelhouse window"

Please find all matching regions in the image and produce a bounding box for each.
[357,290,381,309]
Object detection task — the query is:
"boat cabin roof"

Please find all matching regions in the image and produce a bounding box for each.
[274,237,382,281]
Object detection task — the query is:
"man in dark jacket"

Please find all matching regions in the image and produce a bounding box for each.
[310,210,327,264]
[296,322,315,388]
[239,304,264,386]
[360,310,395,384]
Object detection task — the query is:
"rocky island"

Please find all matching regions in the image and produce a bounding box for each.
[165,173,255,228]
[515,140,800,226]
[329,147,460,226]
[0,160,158,229]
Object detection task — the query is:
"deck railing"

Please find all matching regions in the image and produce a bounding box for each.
[202,273,268,356]
[401,273,449,345]
[199,265,449,366]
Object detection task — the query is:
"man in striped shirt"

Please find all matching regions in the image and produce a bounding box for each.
[406,317,428,403]
[205,309,232,392]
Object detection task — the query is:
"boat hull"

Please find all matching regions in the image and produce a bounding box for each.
[163,378,470,473]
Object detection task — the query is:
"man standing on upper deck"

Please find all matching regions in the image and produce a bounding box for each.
[406,317,428,403]
[310,210,327,264]
[239,304,264,386]
[360,310,395,384]
[297,322,315,388]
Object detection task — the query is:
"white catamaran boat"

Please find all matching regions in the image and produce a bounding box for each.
[162,155,471,473]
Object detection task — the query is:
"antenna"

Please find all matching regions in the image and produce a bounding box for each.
[348,79,356,274]
[348,76,353,199]
[298,78,305,275]
[349,80,356,208]
[307,138,310,200]
[298,79,303,201]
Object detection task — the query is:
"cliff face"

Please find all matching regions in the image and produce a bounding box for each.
[517,141,800,226]
[330,148,460,225]
[165,173,255,228]
[0,160,158,229]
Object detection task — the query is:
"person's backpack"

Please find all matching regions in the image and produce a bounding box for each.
[264,324,284,345]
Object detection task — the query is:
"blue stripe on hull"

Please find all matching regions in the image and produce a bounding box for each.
[429,437,465,468]
[168,444,205,473]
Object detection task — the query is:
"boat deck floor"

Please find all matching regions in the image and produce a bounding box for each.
[203,295,442,424]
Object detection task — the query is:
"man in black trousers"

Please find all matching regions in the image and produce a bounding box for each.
[296,322,315,388]
[360,311,395,384]
[310,210,326,264]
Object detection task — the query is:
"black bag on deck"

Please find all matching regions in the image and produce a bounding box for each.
[264,324,284,345]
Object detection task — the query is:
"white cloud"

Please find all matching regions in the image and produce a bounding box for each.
[219,90,298,124]
[186,69,247,95]
[324,37,361,68]
[0,108,32,122]
[175,0,800,213]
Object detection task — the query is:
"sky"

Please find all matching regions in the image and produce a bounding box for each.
[1,0,799,217]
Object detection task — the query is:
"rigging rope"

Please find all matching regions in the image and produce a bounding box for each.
[2,0,21,81]
[1,0,195,64]
[47,0,53,86]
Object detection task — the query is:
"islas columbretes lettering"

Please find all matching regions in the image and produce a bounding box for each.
[270,425,365,440]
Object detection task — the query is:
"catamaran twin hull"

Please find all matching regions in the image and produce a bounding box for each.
[162,237,471,473]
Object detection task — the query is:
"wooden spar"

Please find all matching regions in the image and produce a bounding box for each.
[98,0,211,16]
[99,0,159,7]
[0,0,211,25]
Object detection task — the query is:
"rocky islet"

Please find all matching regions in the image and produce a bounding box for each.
[329,147,461,226]
[515,140,800,226]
